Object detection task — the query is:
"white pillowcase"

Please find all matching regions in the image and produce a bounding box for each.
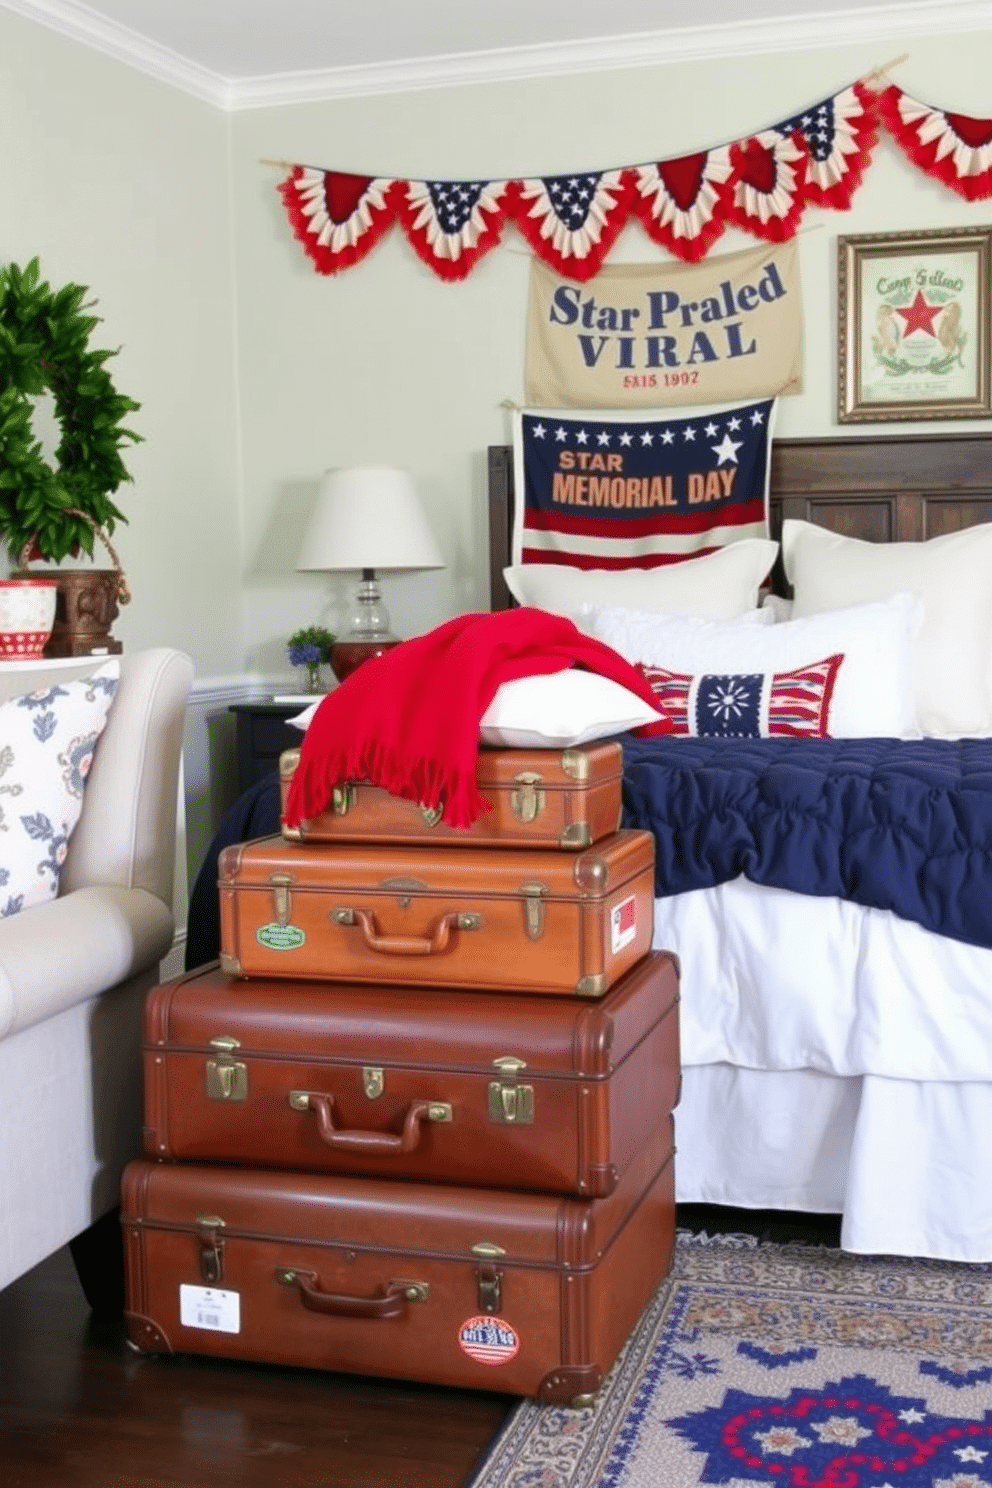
[0,661,119,916]
[479,669,664,748]
[503,538,778,625]
[782,518,992,737]
[589,595,923,738]
[584,607,774,669]
[288,670,664,749]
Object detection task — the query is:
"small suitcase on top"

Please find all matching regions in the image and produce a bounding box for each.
[142,951,680,1197]
[217,829,654,997]
[121,1126,676,1405]
[279,740,623,850]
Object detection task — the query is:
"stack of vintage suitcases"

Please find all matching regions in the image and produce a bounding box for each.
[121,737,681,1407]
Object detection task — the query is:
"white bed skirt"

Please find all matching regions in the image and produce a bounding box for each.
[675,1065,992,1262]
[655,876,992,1263]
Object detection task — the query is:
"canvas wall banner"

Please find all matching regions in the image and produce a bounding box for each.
[524,240,803,408]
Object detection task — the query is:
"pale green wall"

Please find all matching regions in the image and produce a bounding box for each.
[0,7,242,675]
[2,11,992,897]
[229,33,992,681]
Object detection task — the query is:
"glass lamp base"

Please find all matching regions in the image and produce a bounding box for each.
[330,636,401,682]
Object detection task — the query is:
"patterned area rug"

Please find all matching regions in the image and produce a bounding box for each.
[468,1232,992,1488]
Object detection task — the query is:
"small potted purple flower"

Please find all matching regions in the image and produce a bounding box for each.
[286,624,335,694]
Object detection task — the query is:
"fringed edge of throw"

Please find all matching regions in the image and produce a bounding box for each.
[284,739,490,829]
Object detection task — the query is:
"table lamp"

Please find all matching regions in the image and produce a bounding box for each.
[297,466,445,681]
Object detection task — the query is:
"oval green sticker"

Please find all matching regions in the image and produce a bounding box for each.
[256,922,306,951]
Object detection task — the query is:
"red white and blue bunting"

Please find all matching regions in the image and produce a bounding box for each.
[877,85,992,202]
[274,78,992,282]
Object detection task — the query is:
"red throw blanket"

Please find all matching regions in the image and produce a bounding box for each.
[283,607,672,828]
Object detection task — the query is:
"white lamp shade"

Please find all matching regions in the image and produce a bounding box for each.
[297,466,444,573]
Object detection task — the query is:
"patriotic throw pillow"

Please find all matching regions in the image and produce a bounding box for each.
[639,654,843,738]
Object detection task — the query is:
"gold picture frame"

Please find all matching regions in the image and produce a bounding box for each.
[837,224,991,423]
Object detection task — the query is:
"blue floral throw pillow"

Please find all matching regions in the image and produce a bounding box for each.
[0,661,119,917]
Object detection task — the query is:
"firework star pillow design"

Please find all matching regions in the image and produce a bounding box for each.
[640,654,843,737]
[0,662,119,916]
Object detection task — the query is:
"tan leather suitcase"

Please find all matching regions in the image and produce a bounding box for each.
[121,1129,675,1405]
[142,952,680,1197]
[279,740,623,850]
[217,830,654,997]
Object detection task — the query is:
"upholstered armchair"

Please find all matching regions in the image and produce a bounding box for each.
[0,647,192,1302]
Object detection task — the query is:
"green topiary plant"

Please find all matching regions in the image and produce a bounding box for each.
[0,256,142,566]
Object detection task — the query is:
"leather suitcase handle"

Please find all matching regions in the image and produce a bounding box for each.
[276,1270,427,1319]
[331,906,482,956]
[291,1092,438,1154]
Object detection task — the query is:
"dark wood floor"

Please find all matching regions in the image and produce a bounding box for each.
[0,1204,839,1488]
[0,1239,514,1488]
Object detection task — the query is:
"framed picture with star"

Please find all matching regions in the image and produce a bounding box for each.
[837,224,991,422]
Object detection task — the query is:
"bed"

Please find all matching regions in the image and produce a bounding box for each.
[488,430,992,1264]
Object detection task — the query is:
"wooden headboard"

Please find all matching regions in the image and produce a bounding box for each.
[487,431,992,611]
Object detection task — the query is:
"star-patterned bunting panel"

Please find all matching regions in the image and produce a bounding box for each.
[510,397,775,568]
[774,81,880,209]
[505,170,635,280]
[395,177,512,279]
[274,77,992,281]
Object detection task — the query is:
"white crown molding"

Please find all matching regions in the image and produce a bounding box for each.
[0,0,223,103]
[3,0,992,110]
[228,2,992,109]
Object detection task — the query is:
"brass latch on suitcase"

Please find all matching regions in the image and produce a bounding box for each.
[363,1066,385,1099]
[511,772,545,823]
[205,1036,248,1102]
[519,882,547,940]
[488,1056,535,1125]
[471,1243,505,1313]
[196,1214,226,1284]
[332,783,357,815]
[270,873,293,923]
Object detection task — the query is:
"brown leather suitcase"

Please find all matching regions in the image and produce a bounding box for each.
[217,830,654,997]
[279,740,623,850]
[121,1128,675,1405]
[142,951,680,1197]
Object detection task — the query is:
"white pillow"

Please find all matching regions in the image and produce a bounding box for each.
[782,519,992,737]
[589,594,923,738]
[287,701,319,730]
[479,669,665,748]
[761,593,793,622]
[0,661,119,916]
[584,606,774,669]
[288,670,665,749]
[503,539,779,624]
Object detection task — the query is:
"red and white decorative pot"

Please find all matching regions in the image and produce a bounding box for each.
[0,579,59,659]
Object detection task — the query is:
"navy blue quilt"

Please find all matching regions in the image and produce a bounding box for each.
[619,734,992,950]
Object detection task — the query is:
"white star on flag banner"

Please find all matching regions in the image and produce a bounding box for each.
[877,85,992,201]
[507,170,634,281]
[395,178,512,280]
[726,130,809,242]
[278,167,398,275]
[774,81,880,208]
[510,397,776,569]
[630,148,734,263]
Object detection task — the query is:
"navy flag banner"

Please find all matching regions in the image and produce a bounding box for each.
[511,398,776,569]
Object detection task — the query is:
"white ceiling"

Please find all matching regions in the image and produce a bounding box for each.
[2,0,989,106]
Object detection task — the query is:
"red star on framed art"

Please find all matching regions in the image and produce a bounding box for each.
[894,289,943,337]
